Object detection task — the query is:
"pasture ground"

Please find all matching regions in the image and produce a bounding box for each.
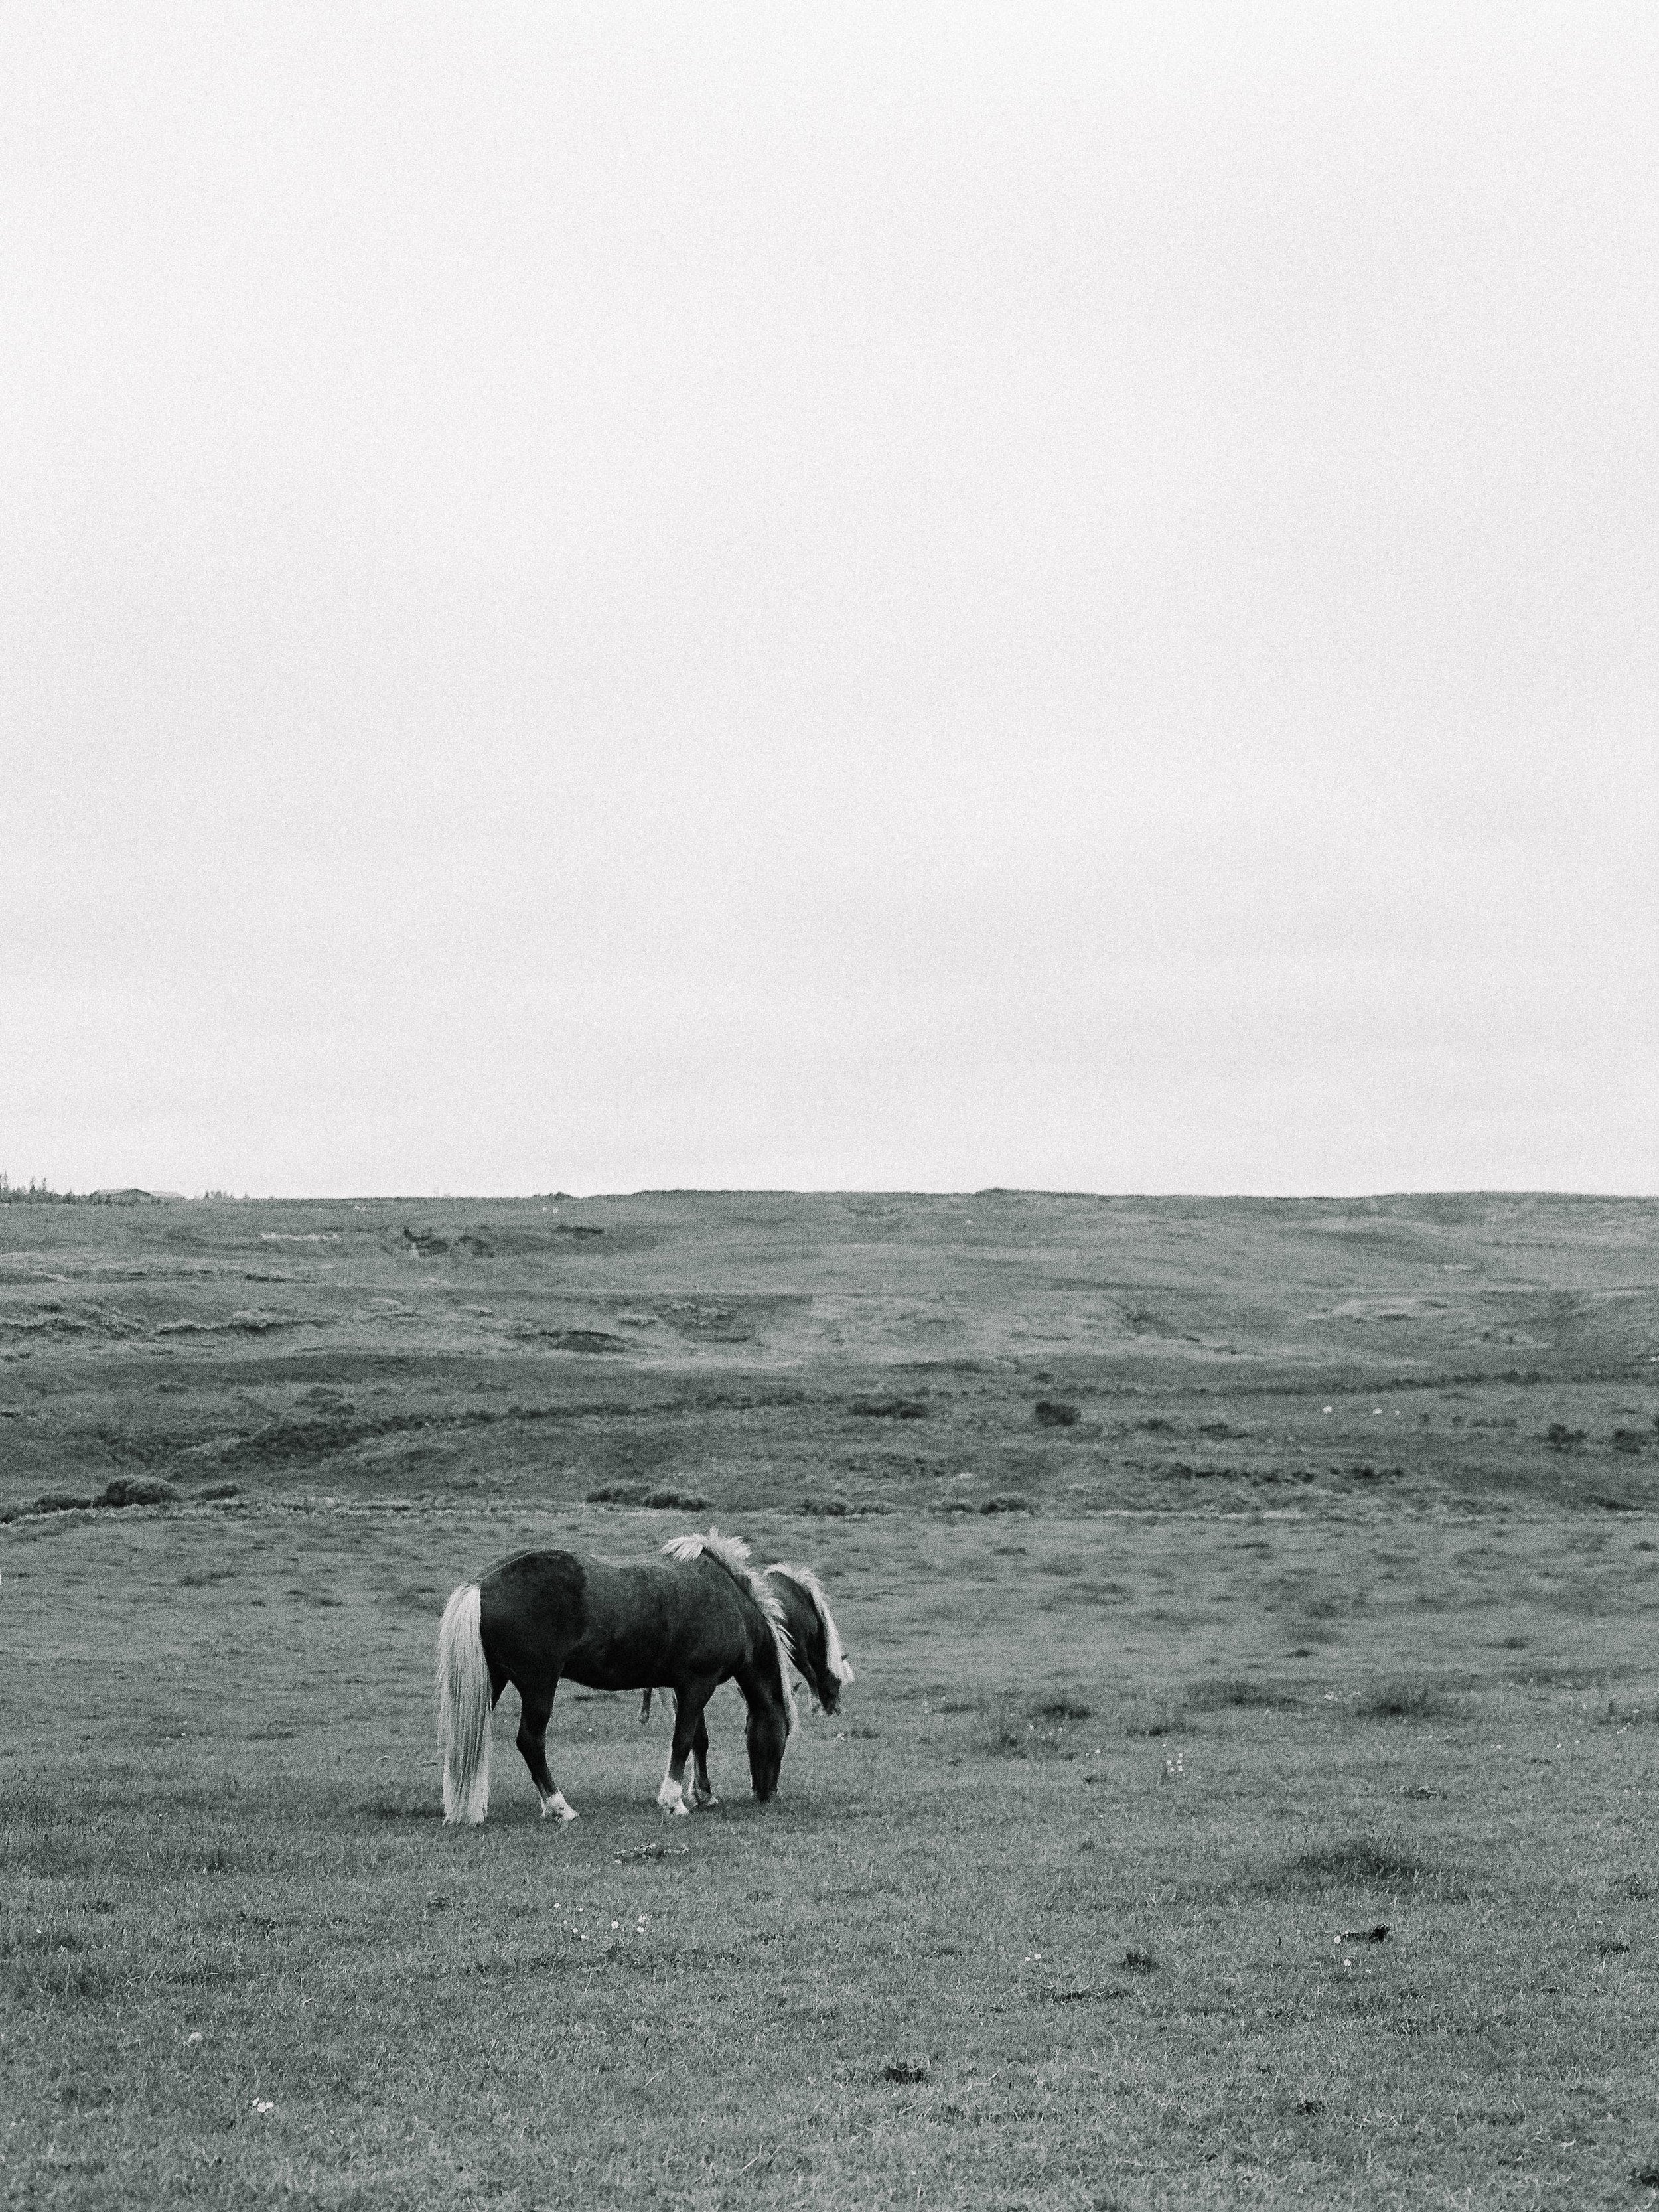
[3,1191,1658,2207]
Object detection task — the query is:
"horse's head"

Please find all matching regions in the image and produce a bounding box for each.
[768,1564,855,1717]
[796,1609,855,1716]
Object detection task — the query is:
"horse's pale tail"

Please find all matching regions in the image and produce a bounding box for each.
[436,1583,492,1826]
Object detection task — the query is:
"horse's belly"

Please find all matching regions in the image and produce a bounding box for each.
[563,1652,660,1694]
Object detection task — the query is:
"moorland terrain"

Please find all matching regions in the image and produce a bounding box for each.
[3,1188,1656,1521]
[3,1190,1658,2209]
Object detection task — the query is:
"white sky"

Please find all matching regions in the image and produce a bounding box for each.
[3,3,1655,1197]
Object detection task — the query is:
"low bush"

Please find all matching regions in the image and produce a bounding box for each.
[102,1477,180,1507]
[587,1483,711,1510]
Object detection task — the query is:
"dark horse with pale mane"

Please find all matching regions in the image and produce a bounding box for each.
[437,1529,851,1825]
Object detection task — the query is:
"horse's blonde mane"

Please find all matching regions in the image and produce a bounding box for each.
[662,1529,798,1737]
[766,1562,853,1685]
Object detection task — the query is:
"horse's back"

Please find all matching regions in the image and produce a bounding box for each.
[478,1548,751,1693]
[477,1549,590,1684]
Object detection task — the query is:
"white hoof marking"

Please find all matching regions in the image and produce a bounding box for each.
[540,1791,578,1823]
[657,1771,689,1818]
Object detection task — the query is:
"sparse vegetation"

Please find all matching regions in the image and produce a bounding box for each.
[7,1497,1659,2209]
[3,1189,1658,2205]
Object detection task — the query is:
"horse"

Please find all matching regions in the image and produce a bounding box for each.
[638,1556,855,1757]
[435,1528,798,1827]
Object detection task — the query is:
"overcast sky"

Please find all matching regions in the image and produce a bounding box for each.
[3,3,1654,1197]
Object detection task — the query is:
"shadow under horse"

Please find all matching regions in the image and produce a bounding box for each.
[437,1528,803,1825]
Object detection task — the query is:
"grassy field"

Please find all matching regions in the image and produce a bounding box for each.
[3,1191,1658,2207]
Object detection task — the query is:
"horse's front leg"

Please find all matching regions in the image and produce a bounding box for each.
[690,1709,719,1808]
[517,1682,578,1823]
[657,1680,713,1818]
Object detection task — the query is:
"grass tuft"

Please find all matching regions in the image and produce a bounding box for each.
[1124,1676,1297,1734]
[1356,1680,1461,1720]
[1265,1837,1429,1893]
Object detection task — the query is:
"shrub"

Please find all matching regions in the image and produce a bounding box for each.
[979,1494,1033,1514]
[102,1477,180,1508]
[1034,1400,1079,1428]
[587,1483,709,1509]
[1546,1422,1586,1450]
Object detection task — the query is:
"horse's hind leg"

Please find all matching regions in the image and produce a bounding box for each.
[658,1682,713,1818]
[516,1682,577,1823]
[690,1710,719,1808]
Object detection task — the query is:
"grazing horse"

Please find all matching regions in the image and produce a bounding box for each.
[436,1528,797,1826]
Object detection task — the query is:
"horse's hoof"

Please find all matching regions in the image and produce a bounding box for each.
[662,1799,690,1820]
[541,1794,578,1823]
[693,1789,719,1808]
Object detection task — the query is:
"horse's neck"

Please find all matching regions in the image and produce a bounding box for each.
[735,1609,782,1700]
[768,1572,812,1658]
